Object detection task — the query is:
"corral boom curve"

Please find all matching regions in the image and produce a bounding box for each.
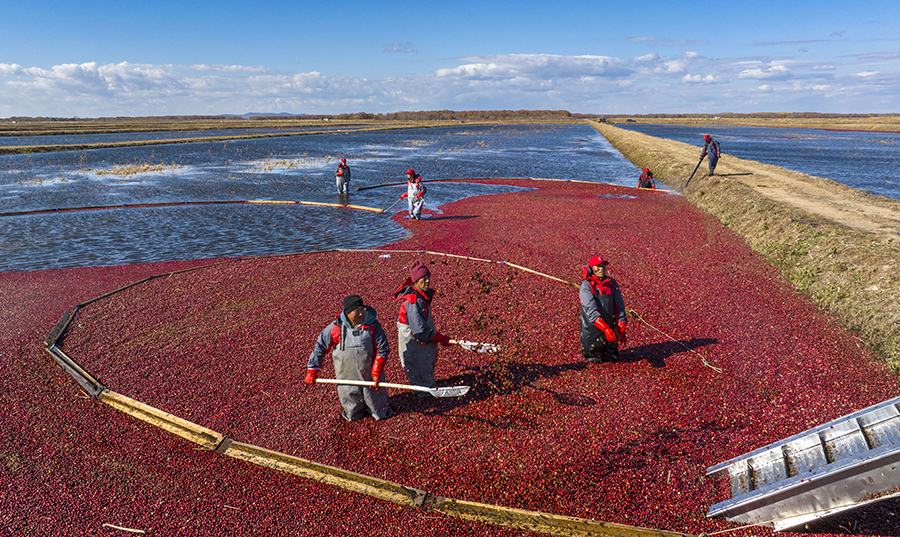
[0,199,384,218]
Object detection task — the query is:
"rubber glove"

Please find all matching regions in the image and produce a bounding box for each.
[371,356,386,389]
[431,333,452,346]
[594,318,617,343]
[304,368,320,385]
[617,321,628,345]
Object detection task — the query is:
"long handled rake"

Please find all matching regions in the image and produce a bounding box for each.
[683,156,705,189]
[315,378,470,398]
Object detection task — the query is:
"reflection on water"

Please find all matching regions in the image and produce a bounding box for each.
[617,123,900,200]
[0,124,642,272]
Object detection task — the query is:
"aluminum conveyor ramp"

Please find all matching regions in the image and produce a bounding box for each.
[706,395,900,531]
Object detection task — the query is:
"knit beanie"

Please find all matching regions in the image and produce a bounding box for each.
[409,260,430,283]
[342,294,364,315]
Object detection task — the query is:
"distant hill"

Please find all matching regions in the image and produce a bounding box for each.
[240,112,312,119]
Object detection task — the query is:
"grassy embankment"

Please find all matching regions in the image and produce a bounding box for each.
[605,114,900,133]
[590,120,900,370]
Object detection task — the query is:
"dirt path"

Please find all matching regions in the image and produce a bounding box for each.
[711,153,900,240]
[593,121,900,241]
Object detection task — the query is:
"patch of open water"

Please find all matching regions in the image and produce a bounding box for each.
[0,124,642,272]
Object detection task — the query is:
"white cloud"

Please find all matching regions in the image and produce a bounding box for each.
[633,52,659,63]
[435,54,631,80]
[682,74,718,84]
[855,71,879,77]
[738,64,793,80]
[384,41,417,54]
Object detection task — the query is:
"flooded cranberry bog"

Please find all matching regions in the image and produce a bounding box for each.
[3,178,900,536]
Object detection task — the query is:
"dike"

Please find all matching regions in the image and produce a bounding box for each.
[590,121,900,369]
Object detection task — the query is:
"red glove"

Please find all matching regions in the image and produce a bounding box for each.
[371,356,386,389]
[304,368,319,385]
[430,333,451,346]
[617,321,627,345]
[400,193,408,200]
[594,318,617,343]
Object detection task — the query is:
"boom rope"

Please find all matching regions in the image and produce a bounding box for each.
[341,248,723,373]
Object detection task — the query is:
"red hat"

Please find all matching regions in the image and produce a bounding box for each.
[409,260,430,282]
[704,134,710,141]
[588,255,609,267]
[341,158,346,163]
[643,168,649,173]
[406,169,416,175]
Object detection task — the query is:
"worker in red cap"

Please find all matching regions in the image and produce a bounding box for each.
[700,134,721,175]
[393,259,452,394]
[638,168,656,189]
[335,157,351,194]
[579,255,627,363]
[305,294,393,421]
[399,169,426,220]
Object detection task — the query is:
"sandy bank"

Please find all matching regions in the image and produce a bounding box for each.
[591,120,900,368]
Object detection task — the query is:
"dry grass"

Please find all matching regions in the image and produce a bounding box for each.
[92,162,181,177]
[590,120,900,370]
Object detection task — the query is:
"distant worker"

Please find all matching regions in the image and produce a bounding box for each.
[700,135,721,176]
[638,168,656,189]
[335,158,351,194]
[305,294,394,422]
[399,169,427,220]
[393,260,452,395]
[579,255,627,364]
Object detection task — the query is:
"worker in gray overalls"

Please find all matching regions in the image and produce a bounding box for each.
[305,295,393,421]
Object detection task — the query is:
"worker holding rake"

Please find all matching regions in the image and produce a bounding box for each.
[701,134,721,176]
[305,294,394,421]
[579,255,627,363]
[399,169,427,220]
[394,260,452,395]
[335,158,351,194]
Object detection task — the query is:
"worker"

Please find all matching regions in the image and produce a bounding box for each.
[335,158,351,194]
[579,255,627,363]
[399,169,426,220]
[700,135,721,175]
[638,168,656,189]
[393,260,451,395]
[305,294,393,421]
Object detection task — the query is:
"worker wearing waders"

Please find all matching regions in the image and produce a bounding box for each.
[335,158,351,194]
[579,256,627,363]
[305,295,394,421]
[638,168,656,189]
[399,169,426,220]
[700,135,721,176]
[393,260,451,395]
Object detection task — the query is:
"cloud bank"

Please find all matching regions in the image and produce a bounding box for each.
[1,49,899,116]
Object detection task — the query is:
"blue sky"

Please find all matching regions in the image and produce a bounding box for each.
[2,0,899,117]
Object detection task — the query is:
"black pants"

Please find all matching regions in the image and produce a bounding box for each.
[582,341,619,363]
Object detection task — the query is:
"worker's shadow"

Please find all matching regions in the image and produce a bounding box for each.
[391,339,718,424]
[390,360,595,422]
[795,497,900,535]
[617,338,718,368]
